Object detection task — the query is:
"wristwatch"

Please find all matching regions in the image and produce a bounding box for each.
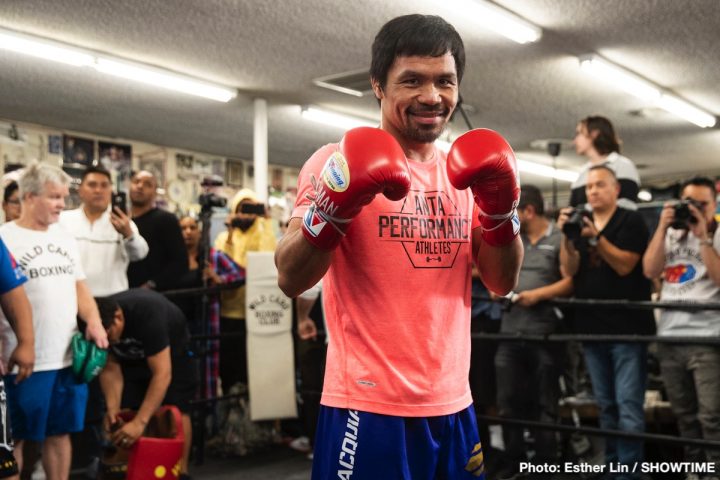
[700,238,714,247]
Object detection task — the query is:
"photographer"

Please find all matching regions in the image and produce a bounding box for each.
[559,165,654,478]
[642,176,720,470]
[213,189,276,393]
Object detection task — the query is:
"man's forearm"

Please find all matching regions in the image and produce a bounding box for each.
[276,220,332,298]
[560,239,580,277]
[595,237,640,277]
[530,276,574,300]
[0,286,34,345]
[99,360,124,414]
[475,233,522,295]
[642,229,667,279]
[701,242,720,286]
[135,370,171,426]
[77,281,102,325]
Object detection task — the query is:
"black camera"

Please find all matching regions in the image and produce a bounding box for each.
[198,193,227,209]
[562,206,593,241]
[239,203,266,216]
[671,199,703,230]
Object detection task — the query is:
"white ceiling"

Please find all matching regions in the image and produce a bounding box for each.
[1,0,719,190]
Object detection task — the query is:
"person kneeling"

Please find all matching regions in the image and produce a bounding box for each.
[95,289,197,480]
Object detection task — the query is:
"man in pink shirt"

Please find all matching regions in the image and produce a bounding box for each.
[276,14,522,480]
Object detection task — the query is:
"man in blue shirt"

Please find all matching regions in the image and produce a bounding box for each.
[0,237,35,479]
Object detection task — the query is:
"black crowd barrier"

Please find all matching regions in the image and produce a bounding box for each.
[158,284,720,464]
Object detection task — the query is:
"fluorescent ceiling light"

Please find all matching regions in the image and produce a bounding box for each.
[579,55,716,128]
[517,158,578,182]
[95,58,236,102]
[657,94,716,128]
[301,107,378,130]
[0,27,236,102]
[0,28,93,67]
[451,0,542,44]
[579,55,660,101]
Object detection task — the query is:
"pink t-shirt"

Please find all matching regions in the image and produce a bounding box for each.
[292,143,481,417]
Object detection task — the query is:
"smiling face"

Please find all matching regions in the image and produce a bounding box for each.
[372,53,458,144]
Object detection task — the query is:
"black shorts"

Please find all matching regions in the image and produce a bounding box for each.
[0,380,18,478]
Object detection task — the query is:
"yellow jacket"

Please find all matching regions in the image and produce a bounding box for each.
[214,189,277,319]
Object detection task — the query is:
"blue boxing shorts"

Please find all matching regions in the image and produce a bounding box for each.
[4,367,88,441]
[311,405,485,480]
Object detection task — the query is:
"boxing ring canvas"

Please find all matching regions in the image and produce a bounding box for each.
[245,252,297,421]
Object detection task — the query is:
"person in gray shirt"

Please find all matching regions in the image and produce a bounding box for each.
[494,185,573,478]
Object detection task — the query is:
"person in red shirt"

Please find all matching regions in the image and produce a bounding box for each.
[275,14,523,480]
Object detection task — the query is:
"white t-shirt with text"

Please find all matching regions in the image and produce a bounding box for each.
[0,222,86,371]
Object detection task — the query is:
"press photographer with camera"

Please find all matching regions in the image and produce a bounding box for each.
[558,164,654,476]
[213,189,276,394]
[642,176,720,470]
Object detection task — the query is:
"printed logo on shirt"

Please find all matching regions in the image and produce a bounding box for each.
[665,264,696,284]
[321,152,350,193]
[8,251,26,282]
[15,243,76,280]
[378,189,470,269]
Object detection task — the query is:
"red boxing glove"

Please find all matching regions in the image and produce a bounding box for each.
[446,128,520,246]
[302,127,411,250]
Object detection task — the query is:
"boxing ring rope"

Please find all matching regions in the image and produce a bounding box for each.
[158,285,720,462]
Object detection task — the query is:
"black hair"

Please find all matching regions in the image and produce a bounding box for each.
[588,164,619,183]
[81,165,111,183]
[681,176,716,198]
[582,116,621,155]
[519,185,544,215]
[94,297,121,330]
[3,181,18,203]
[370,14,465,91]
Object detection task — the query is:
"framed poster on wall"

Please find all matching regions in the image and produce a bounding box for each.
[137,150,167,188]
[63,135,95,166]
[99,141,132,192]
[227,159,244,187]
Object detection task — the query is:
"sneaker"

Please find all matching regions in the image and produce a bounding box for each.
[289,436,312,453]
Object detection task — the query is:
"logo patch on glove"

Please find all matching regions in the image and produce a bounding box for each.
[511,211,520,236]
[321,152,350,193]
[303,204,327,237]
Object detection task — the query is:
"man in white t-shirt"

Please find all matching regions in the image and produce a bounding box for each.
[59,166,148,296]
[643,176,720,470]
[0,163,108,480]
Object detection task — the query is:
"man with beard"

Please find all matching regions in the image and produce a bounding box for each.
[126,171,187,291]
[275,14,522,479]
[213,189,275,393]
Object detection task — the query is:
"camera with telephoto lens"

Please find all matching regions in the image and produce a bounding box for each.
[671,199,703,230]
[562,206,593,242]
[198,193,227,209]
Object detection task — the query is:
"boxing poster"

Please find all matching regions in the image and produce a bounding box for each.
[245,252,297,421]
